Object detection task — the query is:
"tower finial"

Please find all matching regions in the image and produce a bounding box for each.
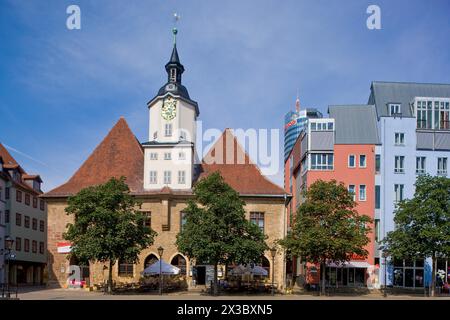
[173,13,181,45]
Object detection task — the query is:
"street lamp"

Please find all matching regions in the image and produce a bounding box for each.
[157,246,164,295]
[270,247,277,296]
[4,236,14,298]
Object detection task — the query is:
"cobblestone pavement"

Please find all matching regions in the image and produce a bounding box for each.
[12,287,450,300]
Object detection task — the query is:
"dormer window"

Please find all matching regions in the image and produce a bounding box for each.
[415,98,450,130]
[170,68,177,82]
[389,103,401,116]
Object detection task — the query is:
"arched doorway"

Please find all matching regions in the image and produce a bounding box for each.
[144,254,159,268]
[171,254,187,275]
[260,256,271,278]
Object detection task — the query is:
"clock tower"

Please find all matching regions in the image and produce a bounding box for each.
[143,28,199,190]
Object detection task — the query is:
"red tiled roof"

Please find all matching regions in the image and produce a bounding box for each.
[198,129,285,195]
[45,117,144,196]
[44,120,286,198]
[0,143,20,167]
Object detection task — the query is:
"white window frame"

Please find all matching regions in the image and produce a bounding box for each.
[164,152,172,160]
[164,123,172,137]
[416,156,426,175]
[163,171,171,185]
[178,152,186,160]
[310,153,334,170]
[359,185,366,201]
[394,184,404,203]
[389,103,401,116]
[348,185,356,201]
[178,170,186,184]
[394,156,405,174]
[394,132,405,146]
[348,155,356,168]
[359,155,367,168]
[149,171,157,184]
[437,157,448,176]
[150,153,158,160]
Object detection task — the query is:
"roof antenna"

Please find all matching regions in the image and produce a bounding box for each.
[173,13,181,45]
[295,89,300,113]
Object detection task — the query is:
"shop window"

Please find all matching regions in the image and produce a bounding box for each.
[118,260,134,277]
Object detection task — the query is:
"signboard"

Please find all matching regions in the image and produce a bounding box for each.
[57,242,72,253]
[205,266,214,286]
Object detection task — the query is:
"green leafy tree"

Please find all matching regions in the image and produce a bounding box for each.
[279,180,372,295]
[176,172,267,295]
[383,175,450,296]
[64,177,156,293]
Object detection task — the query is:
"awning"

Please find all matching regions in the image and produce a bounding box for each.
[142,259,180,275]
[327,261,372,268]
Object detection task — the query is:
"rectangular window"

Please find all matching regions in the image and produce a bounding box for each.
[164,171,171,184]
[16,213,22,226]
[39,242,44,254]
[118,260,134,277]
[40,200,45,211]
[389,103,401,116]
[394,184,404,203]
[16,237,21,251]
[359,155,366,168]
[33,197,38,208]
[375,185,380,209]
[395,133,405,145]
[178,170,186,184]
[348,185,356,201]
[180,212,187,231]
[25,193,30,205]
[348,155,356,168]
[5,187,9,199]
[164,123,172,137]
[250,212,265,233]
[16,190,22,202]
[32,240,37,253]
[149,171,157,184]
[438,157,448,176]
[375,154,381,173]
[375,219,380,243]
[164,152,172,160]
[311,153,334,170]
[178,152,186,160]
[143,211,151,228]
[416,157,426,175]
[359,185,366,201]
[40,220,45,232]
[394,156,405,173]
[24,215,30,228]
[32,218,37,230]
[5,210,9,223]
[24,239,30,252]
[150,152,158,160]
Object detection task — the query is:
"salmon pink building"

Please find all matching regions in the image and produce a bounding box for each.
[284,105,380,289]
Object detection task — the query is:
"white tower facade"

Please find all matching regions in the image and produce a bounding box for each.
[143,30,199,190]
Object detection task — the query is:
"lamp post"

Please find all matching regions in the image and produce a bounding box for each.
[157,246,164,295]
[270,247,277,296]
[4,236,14,299]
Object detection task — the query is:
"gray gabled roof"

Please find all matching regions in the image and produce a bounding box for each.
[369,81,450,118]
[328,104,380,145]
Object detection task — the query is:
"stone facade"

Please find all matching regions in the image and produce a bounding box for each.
[46,195,287,290]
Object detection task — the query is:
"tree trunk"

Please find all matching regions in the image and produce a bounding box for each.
[431,255,436,297]
[213,263,219,296]
[321,262,326,296]
[224,262,228,280]
[108,260,113,294]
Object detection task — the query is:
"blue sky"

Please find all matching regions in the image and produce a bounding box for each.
[1,0,450,191]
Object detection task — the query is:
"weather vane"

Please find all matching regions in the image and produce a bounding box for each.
[172,12,181,45]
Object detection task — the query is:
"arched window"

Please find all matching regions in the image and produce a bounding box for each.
[260,256,271,277]
[171,254,187,275]
[144,254,159,268]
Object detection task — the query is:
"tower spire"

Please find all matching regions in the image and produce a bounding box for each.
[295,90,300,113]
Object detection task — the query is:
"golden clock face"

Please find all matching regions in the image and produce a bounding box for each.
[161,97,177,121]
